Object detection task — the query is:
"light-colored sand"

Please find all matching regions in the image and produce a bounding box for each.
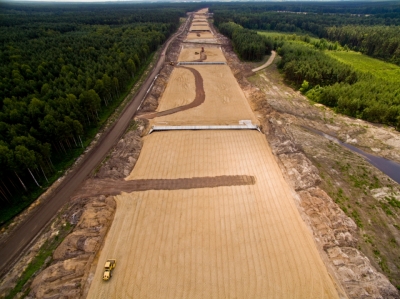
[186,32,215,40]
[150,65,259,126]
[87,131,340,299]
[178,48,226,62]
[154,67,196,111]
[196,8,208,14]
[190,25,210,31]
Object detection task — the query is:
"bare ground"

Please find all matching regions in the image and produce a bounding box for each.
[87,131,342,299]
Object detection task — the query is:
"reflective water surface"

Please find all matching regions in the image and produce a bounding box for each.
[304,126,400,184]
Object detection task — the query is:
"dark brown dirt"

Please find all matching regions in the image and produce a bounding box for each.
[74,175,256,199]
[139,65,205,119]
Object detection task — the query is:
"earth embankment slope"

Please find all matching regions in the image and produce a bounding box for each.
[87,8,343,299]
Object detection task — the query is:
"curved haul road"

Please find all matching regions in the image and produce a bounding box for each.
[0,15,192,277]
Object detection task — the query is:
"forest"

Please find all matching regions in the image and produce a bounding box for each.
[218,22,272,61]
[275,41,400,128]
[212,2,400,130]
[0,2,203,223]
[211,1,400,65]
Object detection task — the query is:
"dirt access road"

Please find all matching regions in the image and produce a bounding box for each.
[0,15,192,277]
[252,50,276,72]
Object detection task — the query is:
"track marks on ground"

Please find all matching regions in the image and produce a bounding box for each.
[87,131,340,299]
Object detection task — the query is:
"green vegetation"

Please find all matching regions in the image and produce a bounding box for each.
[211,1,400,65]
[253,34,400,130]
[0,2,205,224]
[308,142,400,282]
[217,22,272,61]
[327,26,400,65]
[5,221,73,299]
[213,2,400,127]
[277,42,358,87]
[327,51,400,83]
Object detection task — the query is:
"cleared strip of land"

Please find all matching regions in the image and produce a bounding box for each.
[189,25,211,31]
[141,66,205,119]
[186,32,215,40]
[178,47,225,62]
[88,131,340,299]
[150,64,259,126]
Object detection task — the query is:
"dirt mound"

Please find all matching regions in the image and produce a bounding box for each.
[28,196,116,299]
[95,123,144,180]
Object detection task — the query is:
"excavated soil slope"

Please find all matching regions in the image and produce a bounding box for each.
[87,131,341,299]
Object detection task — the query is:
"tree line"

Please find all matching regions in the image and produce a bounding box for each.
[218,22,272,61]
[276,42,400,130]
[326,26,400,65]
[218,17,400,130]
[210,2,400,66]
[0,2,203,223]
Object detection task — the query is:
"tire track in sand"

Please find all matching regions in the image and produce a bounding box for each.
[139,66,205,119]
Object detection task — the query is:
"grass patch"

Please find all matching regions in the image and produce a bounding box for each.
[387,196,400,209]
[4,221,73,299]
[258,30,319,43]
[327,51,400,83]
[351,209,363,228]
[380,202,394,216]
[373,248,390,273]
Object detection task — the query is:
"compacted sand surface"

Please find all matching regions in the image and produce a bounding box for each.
[185,32,215,40]
[178,48,225,62]
[148,64,259,126]
[189,24,211,31]
[87,131,340,299]
[86,11,343,298]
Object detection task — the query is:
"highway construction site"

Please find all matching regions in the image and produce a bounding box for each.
[86,9,341,298]
[2,8,399,299]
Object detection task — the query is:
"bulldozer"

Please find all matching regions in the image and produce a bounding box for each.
[103,259,116,281]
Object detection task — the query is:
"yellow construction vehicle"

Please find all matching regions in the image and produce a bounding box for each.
[103,259,116,281]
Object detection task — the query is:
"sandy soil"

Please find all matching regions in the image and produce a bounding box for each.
[178,47,225,62]
[87,131,341,299]
[194,15,208,19]
[186,32,215,40]
[190,25,211,31]
[150,67,196,111]
[140,66,206,119]
[195,8,208,14]
[148,64,259,126]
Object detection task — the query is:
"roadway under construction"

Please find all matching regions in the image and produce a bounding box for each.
[86,8,343,299]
